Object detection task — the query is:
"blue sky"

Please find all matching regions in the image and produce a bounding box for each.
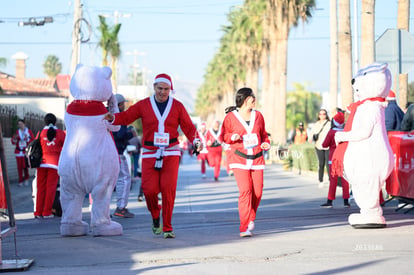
[1,0,413,94]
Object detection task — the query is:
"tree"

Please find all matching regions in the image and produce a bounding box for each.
[265,0,316,143]
[360,0,375,67]
[338,0,353,110]
[397,0,410,109]
[43,55,62,78]
[0,57,6,67]
[286,83,322,131]
[329,0,338,116]
[97,15,122,90]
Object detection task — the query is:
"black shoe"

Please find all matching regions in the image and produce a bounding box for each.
[320,200,333,208]
[214,177,219,182]
[344,199,350,208]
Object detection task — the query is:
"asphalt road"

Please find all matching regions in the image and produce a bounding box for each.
[1,153,413,274]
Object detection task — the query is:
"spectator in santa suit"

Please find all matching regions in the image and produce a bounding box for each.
[205,120,223,181]
[220,87,270,238]
[384,90,404,131]
[34,113,65,218]
[197,122,209,178]
[104,73,202,239]
[11,119,34,187]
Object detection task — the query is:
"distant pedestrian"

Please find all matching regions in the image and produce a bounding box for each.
[384,90,404,131]
[11,119,34,187]
[197,122,209,178]
[293,121,307,145]
[401,103,414,131]
[308,109,330,188]
[205,120,223,181]
[34,113,65,218]
[112,94,135,218]
[220,87,270,237]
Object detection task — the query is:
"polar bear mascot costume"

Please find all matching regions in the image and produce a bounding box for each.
[58,64,123,236]
[332,63,394,228]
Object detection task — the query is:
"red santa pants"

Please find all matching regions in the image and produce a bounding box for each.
[198,153,208,174]
[208,147,222,178]
[233,168,264,232]
[35,167,59,216]
[16,156,29,183]
[141,156,180,232]
[328,164,350,200]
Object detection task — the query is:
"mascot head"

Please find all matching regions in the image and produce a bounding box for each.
[70,64,113,101]
[351,63,392,101]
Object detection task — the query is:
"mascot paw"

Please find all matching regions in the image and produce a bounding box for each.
[348,213,386,229]
[61,221,89,237]
[92,221,123,237]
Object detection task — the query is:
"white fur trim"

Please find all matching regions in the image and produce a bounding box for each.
[154,77,171,87]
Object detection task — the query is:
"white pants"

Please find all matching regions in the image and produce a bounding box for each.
[116,155,131,209]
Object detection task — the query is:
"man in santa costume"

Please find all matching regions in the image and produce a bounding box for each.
[205,120,223,181]
[197,122,209,178]
[104,73,202,239]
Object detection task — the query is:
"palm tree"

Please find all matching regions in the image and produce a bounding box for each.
[43,55,62,78]
[338,0,353,110]
[329,0,339,116]
[97,15,122,90]
[265,0,316,144]
[397,0,410,109]
[360,0,375,67]
[0,57,6,67]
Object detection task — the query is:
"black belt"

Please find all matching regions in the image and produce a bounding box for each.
[144,138,178,147]
[235,150,263,160]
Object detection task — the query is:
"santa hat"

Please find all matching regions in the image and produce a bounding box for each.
[333,112,345,127]
[154,73,174,93]
[386,90,396,101]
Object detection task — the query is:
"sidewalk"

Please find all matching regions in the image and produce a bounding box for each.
[1,154,413,274]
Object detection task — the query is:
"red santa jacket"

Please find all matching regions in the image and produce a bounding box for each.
[113,96,199,158]
[220,110,269,170]
[11,128,34,156]
[39,126,66,169]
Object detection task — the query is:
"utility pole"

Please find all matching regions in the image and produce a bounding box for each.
[70,0,82,76]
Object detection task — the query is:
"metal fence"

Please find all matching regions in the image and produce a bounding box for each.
[0,105,64,137]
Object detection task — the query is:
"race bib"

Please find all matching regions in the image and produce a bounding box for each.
[19,140,27,148]
[154,132,170,147]
[243,133,258,149]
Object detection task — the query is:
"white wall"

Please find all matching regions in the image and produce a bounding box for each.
[0,96,68,121]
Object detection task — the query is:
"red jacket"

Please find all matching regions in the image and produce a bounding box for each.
[220,110,269,170]
[113,96,199,157]
[39,126,66,169]
[11,128,34,156]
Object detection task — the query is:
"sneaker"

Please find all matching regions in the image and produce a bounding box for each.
[247,221,255,231]
[138,195,143,202]
[113,207,135,218]
[318,182,324,188]
[202,174,206,179]
[320,202,333,208]
[344,199,350,208]
[163,231,175,239]
[214,177,219,182]
[18,182,23,187]
[240,230,252,238]
[43,214,54,219]
[34,215,42,219]
[152,218,162,235]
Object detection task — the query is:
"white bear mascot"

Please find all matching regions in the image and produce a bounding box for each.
[332,63,394,228]
[58,64,123,236]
